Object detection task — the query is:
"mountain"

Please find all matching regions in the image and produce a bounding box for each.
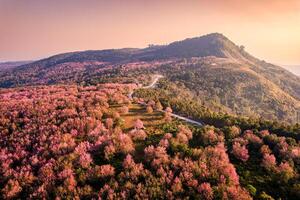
[282,65,300,76]
[0,61,32,71]
[0,33,299,123]
[137,33,248,60]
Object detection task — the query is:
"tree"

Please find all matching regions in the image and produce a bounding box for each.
[134,119,144,130]
[277,162,294,183]
[146,105,153,114]
[198,182,213,200]
[261,153,276,171]
[164,107,173,122]
[155,101,163,111]
[2,179,22,199]
[105,118,114,129]
[120,106,129,114]
[226,126,240,139]
[232,142,249,162]
[96,164,115,178]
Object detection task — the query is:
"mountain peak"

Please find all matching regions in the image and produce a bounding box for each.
[139,32,243,60]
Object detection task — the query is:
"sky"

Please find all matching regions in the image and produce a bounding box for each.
[0,0,300,65]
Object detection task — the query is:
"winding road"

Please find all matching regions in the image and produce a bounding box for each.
[129,75,204,127]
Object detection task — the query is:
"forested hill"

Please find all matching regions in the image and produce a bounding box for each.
[0,33,299,123]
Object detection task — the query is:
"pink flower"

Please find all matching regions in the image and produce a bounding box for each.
[120,106,129,114]
[171,177,183,193]
[259,130,270,137]
[96,164,115,178]
[278,162,294,180]
[178,125,193,139]
[121,154,144,180]
[165,107,173,113]
[116,133,135,154]
[2,179,22,199]
[164,133,173,140]
[64,175,77,191]
[105,118,114,129]
[198,182,213,200]
[104,144,116,160]
[79,152,93,168]
[144,146,169,168]
[291,147,300,158]
[129,129,147,141]
[58,168,74,179]
[243,131,262,145]
[159,138,169,148]
[134,119,144,130]
[261,153,276,170]
[260,145,272,155]
[232,142,249,162]
[226,186,251,200]
[175,132,189,144]
[74,141,91,155]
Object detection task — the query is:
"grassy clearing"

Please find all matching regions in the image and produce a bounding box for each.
[110,103,165,133]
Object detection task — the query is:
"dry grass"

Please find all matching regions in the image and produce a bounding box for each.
[110,103,165,134]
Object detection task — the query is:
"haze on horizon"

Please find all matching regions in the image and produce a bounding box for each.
[0,0,300,65]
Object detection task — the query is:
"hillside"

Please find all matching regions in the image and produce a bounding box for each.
[0,84,299,199]
[0,33,299,124]
[282,65,300,76]
[0,61,32,71]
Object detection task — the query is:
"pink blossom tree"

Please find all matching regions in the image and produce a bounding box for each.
[261,153,276,171]
[232,142,249,162]
[198,182,213,200]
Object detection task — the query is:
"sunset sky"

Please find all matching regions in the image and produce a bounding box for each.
[0,0,300,65]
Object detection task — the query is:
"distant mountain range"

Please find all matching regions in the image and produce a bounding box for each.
[0,61,32,71]
[0,33,299,123]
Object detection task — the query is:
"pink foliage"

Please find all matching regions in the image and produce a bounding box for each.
[278,162,294,177]
[0,84,288,199]
[164,107,173,122]
[144,145,169,168]
[198,182,213,200]
[96,164,115,178]
[260,145,272,155]
[165,107,173,113]
[130,129,147,141]
[121,154,144,180]
[115,133,135,154]
[2,179,22,199]
[202,129,224,145]
[261,153,276,170]
[58,168,74,179]
[79,152,93,168]
[291,147,300,158]
[134,119,144,129]
[243,131,262,145]
[259,130,270,137]
[179,125,193,139]
[104,144,116,160]
[232,142,249,162]
[105,118,114,129]
[225,185,251,200]
[171,177,183,193]
[200,143,240,186]
[120,106,129,114]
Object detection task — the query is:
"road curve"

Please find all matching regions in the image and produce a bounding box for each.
[129,75,204,127]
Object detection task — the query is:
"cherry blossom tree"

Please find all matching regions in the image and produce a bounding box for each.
[198,182,213,200]
[232,142,249,162]
[261,153,276,171]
